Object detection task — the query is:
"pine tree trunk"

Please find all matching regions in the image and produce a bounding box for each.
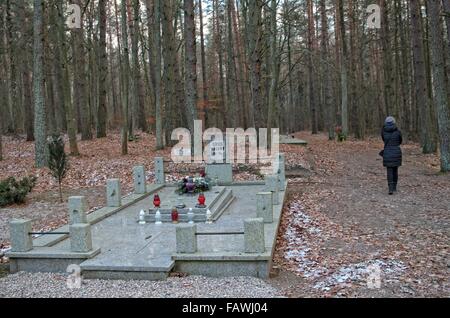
[337,0,348,137]
[120,0,130,154]
[428,0,450,172]
[33,0,47,168]
[184,0,198,133]
[198,0,209,127]
[97,0,108,138]
[410,0,437,154]
[73,0,92,141]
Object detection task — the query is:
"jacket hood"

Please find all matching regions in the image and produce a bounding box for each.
[384,122,397,133]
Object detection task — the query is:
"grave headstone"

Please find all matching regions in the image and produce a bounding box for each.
[106,179,122,207]
[244,218,265,253]
[256,192,274,223]
[155,157,165,184]
[176,224,197,253]
[133,166,146,194]
[10,219,33,252]
[68,196,88,225]
[70,223,93,253]
[206,163,233,184]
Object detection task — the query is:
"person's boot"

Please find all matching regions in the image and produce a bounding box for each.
[393,183,398,192]
[388,183,395,195]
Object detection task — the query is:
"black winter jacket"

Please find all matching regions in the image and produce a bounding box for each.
[381,123,403,168]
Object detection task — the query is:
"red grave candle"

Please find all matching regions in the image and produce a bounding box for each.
[198,193,206,206]
[171,208,179,223]
[153,194,161,208]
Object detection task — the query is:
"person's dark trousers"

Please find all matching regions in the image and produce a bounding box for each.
[387,167,399,194]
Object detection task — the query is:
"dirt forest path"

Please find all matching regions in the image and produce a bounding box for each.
[272,132,450,298]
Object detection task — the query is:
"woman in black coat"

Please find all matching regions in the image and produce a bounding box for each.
[381,116,403,195]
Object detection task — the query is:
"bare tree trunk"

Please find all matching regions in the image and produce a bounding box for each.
[73,0,92,140]
[267,0,280,133]
[120,0,130,154]
[308,0,318,134]
[320,0,334,140]
[337,0,348,137]
[183,0,198,133]
[97,0,108,138]
[198,0,209,127]
[33,0,47,167]
[428,0,450,172]
[410,0,437,154]
[247,0,262,128]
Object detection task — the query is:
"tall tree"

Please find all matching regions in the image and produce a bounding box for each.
[410,0,437,154]
[183,0,198,133]
[337,0,348,137]
[198,0,209,127]
[97,0,108,138]
[120,0,130,154]
[146,0,163,149]
[73,0,92,140]
[307,0,318,134]
[428,0,450,172]
[320,0,334,139]
[33,0,47,167]
[247,0,263,128]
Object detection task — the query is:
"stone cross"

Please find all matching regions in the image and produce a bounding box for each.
[9,219,33,252]
[265,175,280,205]
[155,157,165,184]
[176,224,197,253]
[256,192,274,223]
[68,196,88,225]
[133,165,146,194]
[106,179,122,207]
[244,218,265,253]
[70,223,93,253]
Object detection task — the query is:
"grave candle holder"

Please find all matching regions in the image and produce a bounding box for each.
[171,208,179,224]
[153,194,161,208]
[196,193,206,208]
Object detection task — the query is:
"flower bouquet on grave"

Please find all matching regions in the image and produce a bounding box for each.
[176,175,211,195]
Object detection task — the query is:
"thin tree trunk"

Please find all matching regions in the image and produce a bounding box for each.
[428,0,450,172]
[198,0,209,127]
[337,0,348,137]
[184,0,198,133]
[410,0,437,154]
[120,0,130,154]
[97,0,108,138]
[33,0,47,167]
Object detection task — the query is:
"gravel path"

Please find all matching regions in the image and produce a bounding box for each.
[0,272,284,298]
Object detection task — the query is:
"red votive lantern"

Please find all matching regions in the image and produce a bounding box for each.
[153,194,161,208]
[198,193,206,206]
[171,208,179,223]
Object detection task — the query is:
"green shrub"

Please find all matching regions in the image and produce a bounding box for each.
[0,176,37,207]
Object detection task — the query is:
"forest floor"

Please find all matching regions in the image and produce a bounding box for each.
[272,132,450,298]
[0,131,449,298]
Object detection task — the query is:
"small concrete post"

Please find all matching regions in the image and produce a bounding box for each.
[68,196,88,225]
[133,165,147,194]
[70,223,93,253]
[265,175,280,205]
[244,218,265,253]
[106,179,122,207]
[256,192,273,223]
[155,157,165,184]
[176,224,197,253]
[274,153,286,189]
[10,219,33,252]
